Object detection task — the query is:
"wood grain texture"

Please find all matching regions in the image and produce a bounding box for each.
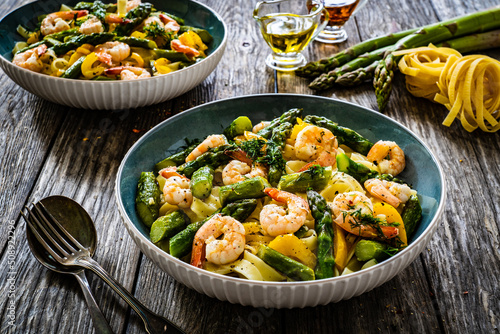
[0,0,499,333]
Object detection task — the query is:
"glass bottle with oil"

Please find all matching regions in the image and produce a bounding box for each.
[254,0,329,71]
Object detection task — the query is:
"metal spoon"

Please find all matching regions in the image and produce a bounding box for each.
[25,196,114,334]
[27,195,184,334]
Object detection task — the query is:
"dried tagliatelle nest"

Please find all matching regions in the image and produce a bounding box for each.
[395,45,500,133]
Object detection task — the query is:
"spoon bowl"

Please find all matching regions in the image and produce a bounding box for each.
[27,196,97,274]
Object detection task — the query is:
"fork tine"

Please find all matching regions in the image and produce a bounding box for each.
[22,208,65,263]
[26,205,73,255]
[36,202,87,251]
[32,203,79,253]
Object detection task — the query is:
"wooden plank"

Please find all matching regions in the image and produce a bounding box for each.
[0,79,66,254]
[0,109,162,333]
[124,256,284,334]
[1,0,499,333]
[284,261,441,333]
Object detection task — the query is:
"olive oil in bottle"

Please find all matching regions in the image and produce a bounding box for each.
[259,14,317,55]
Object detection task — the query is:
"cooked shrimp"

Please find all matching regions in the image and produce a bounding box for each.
[222,160,267,185]
[295,125,338,162]
[95,41,130,66]
[260,188,310,236]
[252,121,271,133]
[126,0,141,11]
[40,10,88,36]
[329,191,399,239]
[120,67,151,80]
[143,16,163,28]
[297,150,337,172]
[79,16,104,34]
[12,44,47,72]
[367,140,406,176]
[171,39,200,59]
[104,14,130,24]
[104,66,151,80]
[160,166,183,179]
[185,135,227,162]
[160,167,192,209]
[191,214,246,268]
[159,14,180,33]
[364,178,412,208]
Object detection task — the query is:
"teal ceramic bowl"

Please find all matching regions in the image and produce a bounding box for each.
[115,94,446,308]
[0,0,226,109]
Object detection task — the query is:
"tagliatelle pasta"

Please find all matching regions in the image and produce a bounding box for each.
[395,45,500,132]
[437,55,500,132]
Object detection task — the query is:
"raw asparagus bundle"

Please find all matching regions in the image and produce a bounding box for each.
[296,7,500,111]
[295,28,418,78]
[310,28,500,91]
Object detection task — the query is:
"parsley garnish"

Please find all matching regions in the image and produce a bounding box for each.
[143,22,173,40]
[343,209,399,239]
[383,246,400,257]
[237,139,286,172]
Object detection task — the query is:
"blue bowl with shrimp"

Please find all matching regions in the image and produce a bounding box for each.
[115,94,446,308]
[0,0,227,109]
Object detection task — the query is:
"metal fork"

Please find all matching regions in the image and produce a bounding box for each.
[24,202,185,334]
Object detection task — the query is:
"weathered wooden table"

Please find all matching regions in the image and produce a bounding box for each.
[1,0,499,333]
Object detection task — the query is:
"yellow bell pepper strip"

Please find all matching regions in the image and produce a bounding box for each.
[154,57,173,75]
[268,234,316,269]
[81,52,105,79]
[131,31,148,39]
[373,202,407,247]
[76,45,93,55]
[130,52,144,67]
[333,224,348,272]
[68,51,82,66]
[27,31,40,44]
[178,31,208,57]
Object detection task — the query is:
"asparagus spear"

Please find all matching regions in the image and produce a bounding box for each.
[267,122,293,186]
[114,2,152,36]
[75,1,117,13]
[334,29,500,88]
[303,115,373,155]
[436,28,500,53]
[335,60,380,87]
[154,140,201,172]
[278,166,332,193]
[256,108,302,139]
[307,190,335,279]
[43,28,79,42]
[176,144,233,178]
[295,28,418,78]
[309,46,391,90]
[336,153,406,184]
[374,7,500,111]
[50,32,114,55]
[401,194,422,238]
[81,0,108,22]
